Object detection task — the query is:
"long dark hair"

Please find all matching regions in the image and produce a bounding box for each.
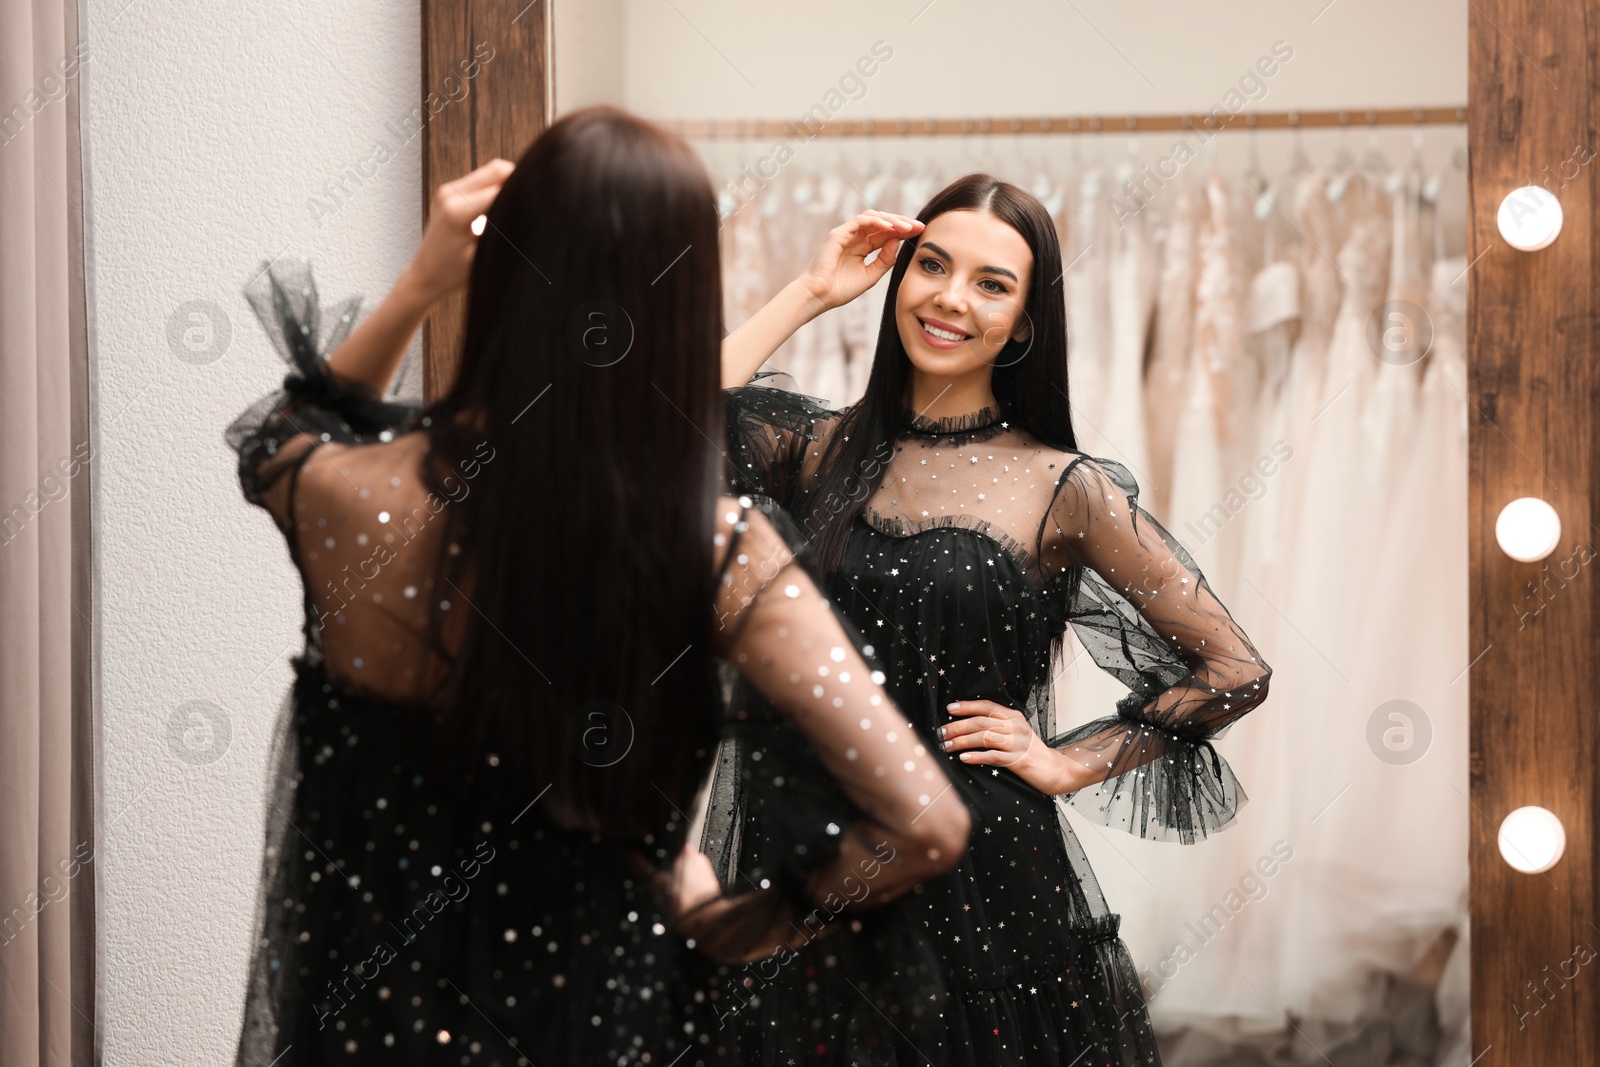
[414,106,724,840]
[798,173,1077,573]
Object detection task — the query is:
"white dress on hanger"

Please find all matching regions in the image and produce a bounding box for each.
[1097,190,1155,489]
[1145,178,1308,1031]
[794,171,853,406]
[1359,170,1428,517]
[1063,169,1111,454]
[1240,171,1344,666]
[1406,254,1471,1067]
[1165,171,1237,602]
[1052,178,1153,951]
[1270,175,1396,1023]
[1221,172,1267,493]
[1319,240,1471,1031]
[1142,186,1200,523]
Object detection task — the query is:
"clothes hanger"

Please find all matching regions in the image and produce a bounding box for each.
[861,122,895,210]
[1242,119,1269,202]
[1113,126,1140,194]
[1325,113,1358,202]
[1257,122,1311,227]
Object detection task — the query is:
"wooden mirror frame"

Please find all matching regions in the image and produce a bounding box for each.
[420,0,552,399]
[422,1,1600,1060]
[1468,0,1599,1060]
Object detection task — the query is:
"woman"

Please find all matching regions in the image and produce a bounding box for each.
[225,107,969,1066]
[708,174,1274,1065]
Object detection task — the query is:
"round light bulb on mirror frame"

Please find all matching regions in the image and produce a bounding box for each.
[1498,805,1566,874]
[1495,497,1561,562]
[1496,185,1563,251]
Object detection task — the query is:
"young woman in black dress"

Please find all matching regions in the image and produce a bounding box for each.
[708,174,1275,1065]
[225,106,970,1066]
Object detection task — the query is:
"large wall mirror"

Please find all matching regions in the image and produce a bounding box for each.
[551,2,1477,1064]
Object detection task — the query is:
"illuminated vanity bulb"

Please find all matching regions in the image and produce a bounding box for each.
[1496,186,1563,251]
[1498,806,1565,873]
[471,214,487,236]
[1495,497,1561,561]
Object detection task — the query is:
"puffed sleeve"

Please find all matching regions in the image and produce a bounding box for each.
[722,371,842,508]
[1042,454,1273,844]
[692,496,967,1058]
[223,257,423,538]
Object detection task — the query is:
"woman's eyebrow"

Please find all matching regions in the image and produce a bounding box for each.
[919,240,1018,282]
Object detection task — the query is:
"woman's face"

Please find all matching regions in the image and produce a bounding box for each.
[894,208,1033,380]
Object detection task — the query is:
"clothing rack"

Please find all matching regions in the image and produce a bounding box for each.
[665,106,1467,140]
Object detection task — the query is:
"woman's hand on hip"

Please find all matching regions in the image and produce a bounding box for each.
[939,699,1072,796]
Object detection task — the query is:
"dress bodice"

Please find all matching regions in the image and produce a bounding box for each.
[724,378,1275,844]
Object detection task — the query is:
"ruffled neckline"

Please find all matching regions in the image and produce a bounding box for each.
[897,401,1010,442]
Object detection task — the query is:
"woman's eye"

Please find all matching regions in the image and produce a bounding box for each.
[979,279,1006,294]
[918,257,944,274]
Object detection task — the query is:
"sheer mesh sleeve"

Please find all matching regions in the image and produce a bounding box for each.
[1043,455,1273,844]
[690,497,967,1052]
[223,258,423,539]
[691,496,968,963]
[722,371,842,507]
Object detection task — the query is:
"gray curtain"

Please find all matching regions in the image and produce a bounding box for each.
[0,0,99,1063]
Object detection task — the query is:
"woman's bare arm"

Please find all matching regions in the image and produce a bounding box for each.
[324,158,514,394]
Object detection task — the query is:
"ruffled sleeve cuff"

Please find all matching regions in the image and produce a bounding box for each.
[1048,689,1249,845]
[224,258,423,515]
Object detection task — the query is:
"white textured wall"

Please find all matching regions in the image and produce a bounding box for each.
[92,1,1463,1060]
[89,0,426,1060]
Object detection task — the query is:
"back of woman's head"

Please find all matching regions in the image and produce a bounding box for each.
[800,173,1076,572]
[421,106,725,842]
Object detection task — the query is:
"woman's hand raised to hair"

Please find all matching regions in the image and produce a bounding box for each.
[403,158,516,306]
[798,210,924,312]
[720,210,923,388]
[322,159,513,393]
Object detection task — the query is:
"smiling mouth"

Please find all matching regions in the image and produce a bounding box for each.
[917,317,972,343]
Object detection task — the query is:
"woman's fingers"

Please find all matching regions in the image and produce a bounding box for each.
[939,713,1002,738]
[947,699,1019,719]
[432,159,513,227]
[940,700,1031,759]
[450,157,515,194]
[409,162,513,301]
[434,174,508,225]
[835,211,922,252]
[863,208,922,230]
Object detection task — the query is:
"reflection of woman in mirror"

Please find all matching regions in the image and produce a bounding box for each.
[224,106,969,1065]
[713,175,1275,1065]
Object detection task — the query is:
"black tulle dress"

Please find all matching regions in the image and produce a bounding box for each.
[708,376,1274,1066]
[223,262,969,1066]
